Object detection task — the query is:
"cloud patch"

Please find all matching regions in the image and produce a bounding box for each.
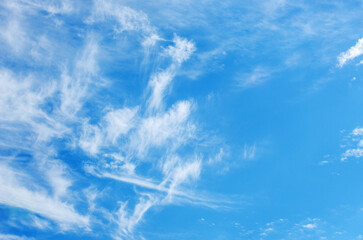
[338,37,363,67]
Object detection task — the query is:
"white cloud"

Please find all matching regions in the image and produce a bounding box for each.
[142,33,163,48]
[0,234,33,240]
[75,35,99,77]
[115,194,157,237]
[237,67,270,88]
[104,107,138,144]
[147,35,196,111]
[79,122,104,155]
[103,153,137,175]
[353,127,363,136]
[22,0,73,14]
[147,69,175,111]
[87,168,167,193]
[262,0,287,16]
[319,160,329,165]
[87,0,158,44]
[0,0,72,60]
[85,146,225,239]
[165,159,201,196]
[131,101,195,157]
[86,159,203,204]
[0,70,43,122]
[338,37,363,67]
[165,35,196,65]
[83,187,100,212]
[340,127,363,161]
[208,148,225,165]
[0,35,100,150]
[105,156,203,238]
[43,160,72,199]
[0,164,89,230]
[109,172,202,239]
[30,215,50,230]
[0,18,27,53]
[60,35,99,118]
[2,0,73,15]
[260,227,274,236]
[342,148,363,161]
[79,107,138,155]
[302,223,317,229]
[0,69,69,144]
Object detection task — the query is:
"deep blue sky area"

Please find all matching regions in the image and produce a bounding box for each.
[1,1,363,239]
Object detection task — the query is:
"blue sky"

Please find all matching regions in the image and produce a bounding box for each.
[1,0,363,239]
